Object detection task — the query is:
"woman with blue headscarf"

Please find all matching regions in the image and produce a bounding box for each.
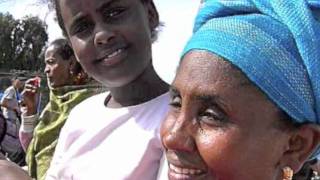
[160,0,320,179]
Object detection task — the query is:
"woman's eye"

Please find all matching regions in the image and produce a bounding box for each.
[103,8,126,20]
[46,60,54,65]
[199,108,227,125]
[73,22,91,35]
[169,96,182,108]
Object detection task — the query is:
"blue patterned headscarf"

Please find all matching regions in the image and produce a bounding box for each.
[182,0,320,157]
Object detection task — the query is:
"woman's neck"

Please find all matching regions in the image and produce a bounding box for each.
[107,63,169,108]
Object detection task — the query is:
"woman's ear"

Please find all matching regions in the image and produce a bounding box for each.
[144,0,159,32]
[68,57,75,72]
[281,124,320,173]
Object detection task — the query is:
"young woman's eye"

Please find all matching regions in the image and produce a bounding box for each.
[103,8,126,20]
[169,96,182,109]
[199,108,228,125]
[45,60,54,65]
[71,21,92,36]
[75,24,89,34]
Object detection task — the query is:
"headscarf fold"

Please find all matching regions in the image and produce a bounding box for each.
[182,0,320,158]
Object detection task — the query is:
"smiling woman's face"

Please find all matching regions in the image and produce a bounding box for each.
[161,50,292,180]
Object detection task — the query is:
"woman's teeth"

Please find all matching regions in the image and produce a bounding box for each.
[107,48,123,59]
[169,164,204,175]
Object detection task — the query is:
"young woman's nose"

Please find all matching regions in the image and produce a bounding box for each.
[162,113,196,152]
[44,66,49,74]
[94,25,116,47]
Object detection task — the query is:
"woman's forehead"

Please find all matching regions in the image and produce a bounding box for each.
[60,0,132,16]
[176,50,250,88]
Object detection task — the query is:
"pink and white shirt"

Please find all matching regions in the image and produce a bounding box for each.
[46,92,169,180]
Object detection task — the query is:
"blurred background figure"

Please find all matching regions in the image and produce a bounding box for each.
[0,109,6,160]
[0,110,31,180]
[19,38,102,180]
[0,76,26,166]
[1,76,23,122]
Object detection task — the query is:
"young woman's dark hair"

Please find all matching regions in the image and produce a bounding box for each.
[49,0,161,41]
[47,38,83,77]
[49,38,74,60]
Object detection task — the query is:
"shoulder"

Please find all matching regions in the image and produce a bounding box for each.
[133,92,170,130]
[144,92,170,115]
[3,86,14,95]
[70,91,109,114]
[5,86,14,93]
[1,87,15,101]
[63,91,109,127]
[50,92,109,150]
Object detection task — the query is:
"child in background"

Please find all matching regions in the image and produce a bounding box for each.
[46,0,169,179]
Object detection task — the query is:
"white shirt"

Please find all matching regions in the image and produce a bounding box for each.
[46,92,169,180]
[1,86,19,120]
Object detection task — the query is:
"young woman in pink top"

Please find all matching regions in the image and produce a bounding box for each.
[45,0,169,179]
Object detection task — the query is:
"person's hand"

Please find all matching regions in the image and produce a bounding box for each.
[20,78,40,116]
[13,106,21,116]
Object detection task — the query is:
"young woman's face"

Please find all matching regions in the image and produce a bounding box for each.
[44,45,73,88]
[59,0,157,87]
[161,50,291,180]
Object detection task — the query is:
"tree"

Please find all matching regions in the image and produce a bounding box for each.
[0,13,48,71]
[0,13,18,69]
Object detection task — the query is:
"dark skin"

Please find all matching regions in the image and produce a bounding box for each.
[161,50,320,180]
[0,160,31,180]
[107,63,169,107]
[58,0,168,108]
[21,43,77,116]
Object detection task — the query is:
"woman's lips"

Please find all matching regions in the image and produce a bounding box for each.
[95,47,127,67]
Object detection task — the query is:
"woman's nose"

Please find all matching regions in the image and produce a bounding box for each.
[162,113,196,152]
[94,25,116,47]
[44,66,49,74]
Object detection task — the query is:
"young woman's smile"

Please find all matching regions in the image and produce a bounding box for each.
[94,45,129,67]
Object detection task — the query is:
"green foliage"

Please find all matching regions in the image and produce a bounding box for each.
[0,12,48,72]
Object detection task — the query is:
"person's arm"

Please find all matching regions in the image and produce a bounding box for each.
[1,88,20,115]
[19,113,38,151]
[1,97,20,113]
[18,78,41,151]
[1,98,11,109]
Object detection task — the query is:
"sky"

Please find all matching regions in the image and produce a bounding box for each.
[0,0,199,83]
